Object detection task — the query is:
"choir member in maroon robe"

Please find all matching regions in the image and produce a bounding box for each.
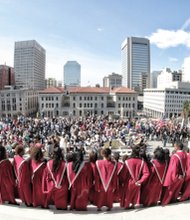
[141,147,168,206]
[43,146,68,209]
[179,148,190,202]
[0,145,16,204]
[67,150,92,211]
[29,145,46,207]
[94,148,117,211]
[119,145,150,209]
[113,152,123,202]
[161,141,187,205]
[13,145,32,206]
[88,150,98,205]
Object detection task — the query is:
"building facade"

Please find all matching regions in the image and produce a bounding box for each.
[39,87,137,118]
[157,68,182,89]
[63,61,81,87]
[144,82,190,118]
[103,73,122,88]
[0,65,15,90]
[150,70,161,88]
[0,87,38,118]
[45,78,57,88]
[121,37,150,90]
[14,40,46,90]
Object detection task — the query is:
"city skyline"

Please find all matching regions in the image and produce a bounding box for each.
[0,0,190,86]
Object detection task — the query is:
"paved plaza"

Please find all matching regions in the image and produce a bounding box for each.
[0,200,190,220]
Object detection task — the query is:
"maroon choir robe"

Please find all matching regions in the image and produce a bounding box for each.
[0,159,16,204]
[30,160,46,207]
[179,153,190,201]
[89,162,96,205]
[141,159,168,206]
[13,155,32,206]
[94,159,117,209]
[42,160,68,209]
[162,150,187,205]
[114,161,124,202]
[67,161,92,210]
[120,158,150,208]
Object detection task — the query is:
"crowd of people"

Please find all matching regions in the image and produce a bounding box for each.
[0,115,190,211]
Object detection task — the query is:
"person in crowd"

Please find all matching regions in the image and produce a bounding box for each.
[141,147,168,206]
[113,152,123,203]
[94,148,118,211]
[179,148,190,202]
[43,146,68,209]
[89,150,98,205]
[13,145,32,206]
[161,141,187,205]
[67,149,92,211]
[0,145,16,204]
[29,145,47,207]
[119,145,150,209]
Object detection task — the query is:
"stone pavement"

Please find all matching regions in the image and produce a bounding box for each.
[1,200,190,220]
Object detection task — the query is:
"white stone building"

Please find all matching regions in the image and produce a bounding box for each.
[39,87,138,118]
[0,87,38,118]
[144,82,190,118]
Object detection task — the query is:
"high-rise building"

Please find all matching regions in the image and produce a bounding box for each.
[121,37,150,90]
[63,61,81,87]
[0,64,15,90]
[14,40,46,90]
[103,72,122,88]
[45,77,57,88]
[150,70,161,88]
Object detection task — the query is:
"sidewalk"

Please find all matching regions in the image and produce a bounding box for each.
[0,200,190,220]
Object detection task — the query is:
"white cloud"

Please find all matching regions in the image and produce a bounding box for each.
[97,27,104,32]
[169,57,178,62]
[148,29,190,48]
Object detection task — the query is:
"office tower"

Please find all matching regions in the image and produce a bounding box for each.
[0,64,15,90]
[14,40,46,90]
[63,61,81,87]
[103,72,122,88]
[121,37,150,89]
[45,78,57,88]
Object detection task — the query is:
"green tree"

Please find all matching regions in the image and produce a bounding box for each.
[182,100,190,126]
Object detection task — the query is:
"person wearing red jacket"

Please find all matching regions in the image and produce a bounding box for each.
[0,145,16,204]
[43,146,68,209]
[67,150,92,211]
[120,145,150,209]
[29,145,47,207]
[161,141,187,205]
[94,148,117,211]
[141,147,168,206]
[13,145,32,206]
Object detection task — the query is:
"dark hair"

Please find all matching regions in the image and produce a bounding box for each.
[0,146,6,160]
[15,145,25,156]
[164,148,170,162]
[52,147,64,172]
[174,141,184,150]
[101,148,112,159]
[89,150,98,163]
[113,152,120,162]
[30,146,43,162]
[130,145,141,158]
[72,150,84,173]
[153,147,165,163]
[66,152,74,162]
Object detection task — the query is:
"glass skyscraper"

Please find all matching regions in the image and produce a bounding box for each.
[63,61,81,87]
[121,37,150,89]
[14,40,46,90]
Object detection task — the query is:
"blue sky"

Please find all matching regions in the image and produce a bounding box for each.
[1,0,190,86]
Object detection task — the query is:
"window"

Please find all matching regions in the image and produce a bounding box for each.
[73,103,76,108]
[73,96,76,101]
